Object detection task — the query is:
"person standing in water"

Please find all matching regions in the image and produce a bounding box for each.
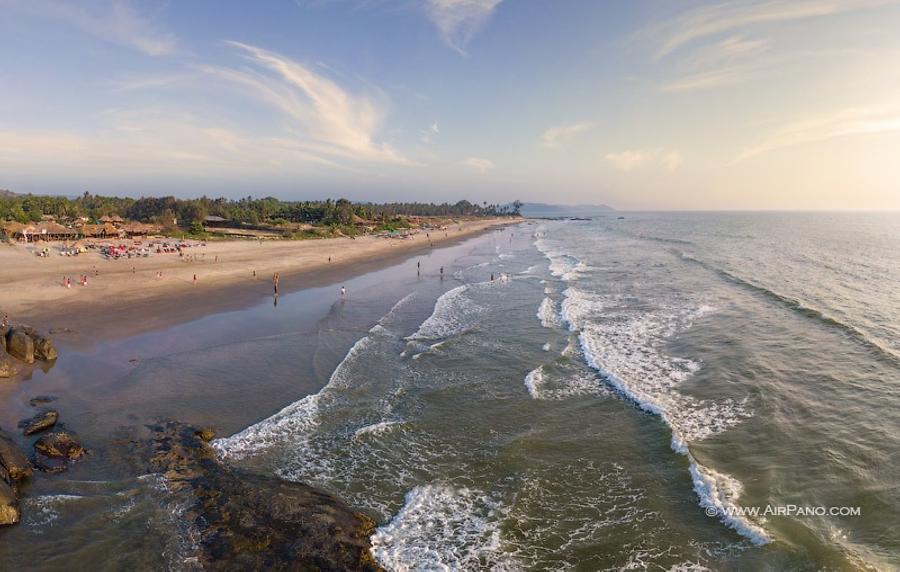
[340,286,346,298]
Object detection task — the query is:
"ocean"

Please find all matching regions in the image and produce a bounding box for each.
[2,213,898,570]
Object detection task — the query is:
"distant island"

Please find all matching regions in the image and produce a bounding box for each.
[519,202,615,218]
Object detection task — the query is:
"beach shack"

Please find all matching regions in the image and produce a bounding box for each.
[123,222,158,237]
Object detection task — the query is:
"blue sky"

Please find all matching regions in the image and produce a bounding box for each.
[2,0,900,209]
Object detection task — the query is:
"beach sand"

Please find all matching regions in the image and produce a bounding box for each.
[0,218,513,343]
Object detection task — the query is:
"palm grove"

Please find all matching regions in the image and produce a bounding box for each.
[0,191,522,233]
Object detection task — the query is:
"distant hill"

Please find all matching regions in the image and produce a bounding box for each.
[520,202,615,218]
[0,189,20,198]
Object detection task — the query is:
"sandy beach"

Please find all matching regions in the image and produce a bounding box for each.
[0,218,513,343]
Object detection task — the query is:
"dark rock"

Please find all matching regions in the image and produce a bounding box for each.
[195,427,216,442]
[20,410,59,436]
[34,431,85,461]
[0,326,7,352]
[32,452,69,474]
[29,395,57,407]
[32,336,58,361]
[6,329,34,364]
[0,350,16,378]
[0,434,32,480]
[141,421,382,571]
[0,480,18,525]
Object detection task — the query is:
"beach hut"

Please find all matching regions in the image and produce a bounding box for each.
[123,222,157,237]
[33,221,77,241]
[203,215,229,228]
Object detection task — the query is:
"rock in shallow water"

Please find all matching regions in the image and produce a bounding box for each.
[0,350,17,378]
[33,431,85,461]
[32,336,58,361]
[138,421,382,571]
[20,410,59,436]
[0,480,18,525]
[0,434,32,481]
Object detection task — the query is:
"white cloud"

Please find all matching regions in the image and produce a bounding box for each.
[736,104,900,161]
[425,0,503,54]
[542,122,593,149]
[462,156,494,172]
[605,149,682,172]
[205,41,408,165]
[16,0,176,56]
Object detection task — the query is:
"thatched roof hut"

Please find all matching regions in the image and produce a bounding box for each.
[123,222,158,236]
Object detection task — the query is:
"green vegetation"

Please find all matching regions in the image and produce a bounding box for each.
[0,192,522,228]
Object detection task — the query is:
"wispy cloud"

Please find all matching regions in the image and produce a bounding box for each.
[205,41,408,165]
[425,0,502,54]
[605,149,682,172]
[649,0,896,92]
[661,67,747,92]
[14,0,176,56]
[736,105,900,161]
[462,156,494,172]
[650,0,895,59]
[542,122,593,149]
[604,151,646,172]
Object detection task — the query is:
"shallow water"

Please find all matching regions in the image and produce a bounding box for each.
[3,214,899,570]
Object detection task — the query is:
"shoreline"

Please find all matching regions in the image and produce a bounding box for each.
[1,218,517,346]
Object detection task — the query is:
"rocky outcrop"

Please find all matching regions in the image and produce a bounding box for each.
[0,433,31,526]
[138,421,382,571]
[0,349,17,378]
[0,434,32,481]
[0,479,17,525]
[32,336,58,361]
[33,430,85,473]
[5,329,34,364]
[20,410,59,436]
[0,326,7,352]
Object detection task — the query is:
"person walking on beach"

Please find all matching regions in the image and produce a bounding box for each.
[440,266,444,278]
[193,274,197,285]
[252,270,256,280]
[273,272,280,296]
[340,286,346,298]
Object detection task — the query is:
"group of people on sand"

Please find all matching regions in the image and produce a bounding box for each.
[61,275,90,288]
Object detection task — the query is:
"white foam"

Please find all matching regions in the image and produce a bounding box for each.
[537,297,561,328]
[541,342,551,352]
[21,494,83,528]
[689,461,771,545]
[537,229,763,544]
[523,366,545,398]
[214,332,378,461]
[407,285,480,341]
[354,420,407,439]
[370,484,517,571]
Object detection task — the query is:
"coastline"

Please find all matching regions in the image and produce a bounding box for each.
[1,218,515,346]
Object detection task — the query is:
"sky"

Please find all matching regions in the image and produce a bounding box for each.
[2,0,900,210]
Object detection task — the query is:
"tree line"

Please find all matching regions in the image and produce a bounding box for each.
[0,192,522,227]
